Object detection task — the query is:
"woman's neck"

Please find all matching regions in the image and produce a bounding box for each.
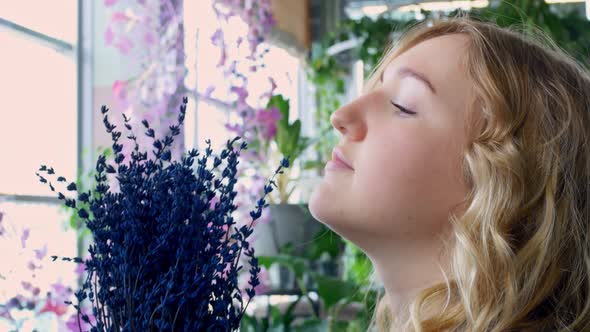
[367,235,452,325]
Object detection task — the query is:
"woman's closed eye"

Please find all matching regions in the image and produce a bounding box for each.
[390,100,417,116]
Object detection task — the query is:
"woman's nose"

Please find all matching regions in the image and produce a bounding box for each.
[329,98,367,141]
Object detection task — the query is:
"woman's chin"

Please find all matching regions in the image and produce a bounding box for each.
[307,184,326,223]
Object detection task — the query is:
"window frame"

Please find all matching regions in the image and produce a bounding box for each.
[0,0,93,206]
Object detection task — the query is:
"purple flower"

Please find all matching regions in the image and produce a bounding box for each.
[208,195,220,210]
[231,86,249,104]
[26,260,37,271]
[20,228,29,249]
[144,31,155,45]
[224,123,243,135]
[38,282,73,316]
[0,211,4,236]
[269,77,277,92]
[211,29,224,47]
[104,0,118,7]
[21,281,33,290]
[203,85,215,98]
[65,306,95,331]
[34,244,48,260]
[217,48,227,67]
[74,258,89,276]
[255,106,282,140]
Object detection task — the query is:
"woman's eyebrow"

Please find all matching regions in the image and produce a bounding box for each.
[380,65,438,95]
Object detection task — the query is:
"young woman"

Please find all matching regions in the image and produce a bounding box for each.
[308,12,590,331]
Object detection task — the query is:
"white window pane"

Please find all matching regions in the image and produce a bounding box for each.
[197,101,230,150]
[0,31,77,196]
[0,201,78,304]
[0,2,77,44]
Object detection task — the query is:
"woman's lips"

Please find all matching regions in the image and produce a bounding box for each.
[327,148,354,171]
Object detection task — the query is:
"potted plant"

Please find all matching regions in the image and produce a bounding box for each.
[242,93,339,292]
[36,97,290,331]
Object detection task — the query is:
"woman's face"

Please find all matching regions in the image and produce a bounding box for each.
[308,34,474,252]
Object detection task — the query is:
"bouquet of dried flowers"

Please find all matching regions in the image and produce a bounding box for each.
[36,96,289,331]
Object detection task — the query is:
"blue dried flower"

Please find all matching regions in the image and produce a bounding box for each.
[37,96,289,331]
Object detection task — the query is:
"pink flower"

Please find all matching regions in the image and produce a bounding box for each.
[104,0,118,6]
[112,80,127,100]
[39,299,69,316]
[110,11,128,23]
[255,267,271,295]
[105,26,114,45]
[209,195,220,210]
[39,295,68,316]
[50,282,70,296]
[65,306,95,331]
[39,282,73,316]
[115,36,134,54]
[264,123,277,140]
[74,261,86,276]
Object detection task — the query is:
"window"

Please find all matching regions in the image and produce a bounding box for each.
[0,1,79,315]
[183,0,301,153]
[0,2,77,197]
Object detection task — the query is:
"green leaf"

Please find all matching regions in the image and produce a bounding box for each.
[69,214,78,229]
[313,274,360,311]
[304,226,344,259]
[269,305,285,330]
[278,242,295,255]
[336,79,346,94]
[240,314,260,332]
[247,139,262,152]
[285,120,301,158]
[258,254,307,279]
[301,160,325,170]
[276,122,289,155]
[282,295,303,326]
[267,95,290,125]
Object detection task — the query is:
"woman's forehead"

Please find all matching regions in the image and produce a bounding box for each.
[381,35,472,97]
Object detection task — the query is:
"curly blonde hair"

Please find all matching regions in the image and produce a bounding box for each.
[362,12,590,332]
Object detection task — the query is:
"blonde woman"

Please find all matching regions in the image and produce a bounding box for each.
[308,12,590,331]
